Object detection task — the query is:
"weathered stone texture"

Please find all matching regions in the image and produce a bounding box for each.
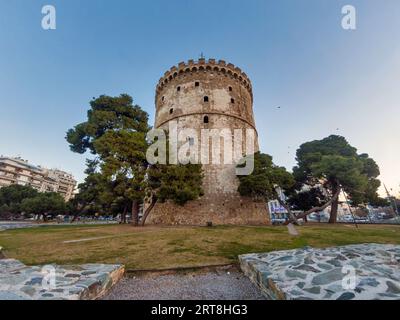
[148,196,269,226]
[240,244,400,300]
[150,59,269,225]
[0,259,125,300]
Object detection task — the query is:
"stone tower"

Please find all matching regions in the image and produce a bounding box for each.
[148,58,269,225]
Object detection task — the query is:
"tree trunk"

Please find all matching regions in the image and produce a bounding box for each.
[70,204,85,223]
[329,186,340,224]
[121,204,128,224]
[71,209,82,223]
[296,187,341,221]
[141,197,157,226]
[131,200,139,227]
[277,198,300,226]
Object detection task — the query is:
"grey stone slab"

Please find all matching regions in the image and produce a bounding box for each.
[240,244,400,300]
[0,259,124,300]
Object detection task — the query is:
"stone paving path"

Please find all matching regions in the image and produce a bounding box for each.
[0,259,124,300]
[103,270,266,300]
[240,243,400,300]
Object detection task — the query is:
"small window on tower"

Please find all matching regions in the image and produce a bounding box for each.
[161,96,165,101]
[231,98,235,104]
[229,86,233,91]
[189,137,195,146]
[204,96,209,102]
[195,82,200,87]
[170,108,174,114]
[204,116,209,124]
[177,86,181,92]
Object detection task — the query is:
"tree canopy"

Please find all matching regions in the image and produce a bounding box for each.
[0,185,67,220]
[66,94,150,154]
[0,185,38,214]
[292,135,383,223]
[237,136,386,225]
[20,192,66,219]
[237,152,294,202]
[66,94,204,225]
[236,152,299,222]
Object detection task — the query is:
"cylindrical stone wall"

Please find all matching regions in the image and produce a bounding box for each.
[148,58,269,225]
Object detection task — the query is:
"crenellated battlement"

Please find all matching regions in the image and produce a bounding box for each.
[155,58,253,99]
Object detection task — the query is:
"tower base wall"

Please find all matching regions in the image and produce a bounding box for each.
[147,195,270,226]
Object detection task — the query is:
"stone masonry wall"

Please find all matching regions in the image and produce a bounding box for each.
[148,196,269,226]
[150,58,269,225]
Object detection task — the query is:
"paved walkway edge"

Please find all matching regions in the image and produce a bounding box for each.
[239,244,400,300]
[0,259,125,300]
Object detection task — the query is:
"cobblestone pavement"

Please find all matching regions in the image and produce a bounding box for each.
[240,243,400,300]
[103,270,266,300]
[0,259,124,300]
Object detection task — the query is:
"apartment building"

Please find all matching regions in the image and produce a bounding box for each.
[0,156,76,201]
[46,169,76,201]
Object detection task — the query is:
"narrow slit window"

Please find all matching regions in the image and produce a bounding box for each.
[204,116,209,124]
[170,108,174,114]
[231,98,235,104]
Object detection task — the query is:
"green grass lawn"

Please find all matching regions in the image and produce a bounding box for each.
[0,223,399,270]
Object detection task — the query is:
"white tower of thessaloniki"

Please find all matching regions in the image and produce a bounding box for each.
[148,58,269,225]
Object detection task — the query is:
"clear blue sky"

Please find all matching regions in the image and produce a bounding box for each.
[1,0,399,196]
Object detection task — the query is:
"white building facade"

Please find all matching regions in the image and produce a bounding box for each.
[0,156,76,201]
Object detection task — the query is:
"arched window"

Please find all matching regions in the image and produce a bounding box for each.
[177,86,181,92]
[204,96,209,102]
[229,86,233,92]
[231,98,235,104]
[203,116,209,124]
[170,108,174,114]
